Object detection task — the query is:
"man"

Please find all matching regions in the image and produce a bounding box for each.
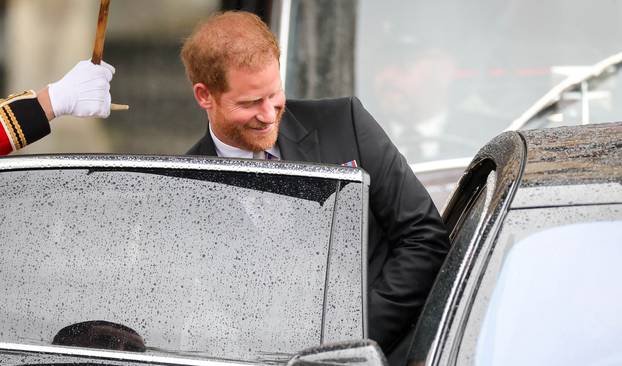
[0,60,115,154]
[182,12,449,353]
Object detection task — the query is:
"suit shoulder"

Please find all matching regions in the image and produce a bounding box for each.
[286,96,358,112]
[285,97,361,129]
[186,139,202,155]
[186,133,215,155]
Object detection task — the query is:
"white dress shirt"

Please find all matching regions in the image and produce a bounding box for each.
[209,123,281,159]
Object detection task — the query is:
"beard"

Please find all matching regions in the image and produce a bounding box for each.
[213,107,284,152]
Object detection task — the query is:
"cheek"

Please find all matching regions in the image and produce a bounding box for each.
[226,109,258,125]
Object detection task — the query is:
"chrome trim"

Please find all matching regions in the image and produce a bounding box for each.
[0,342,251,366]
[0,154,366,182]
[505,51,622,131]
[360,175,370,339]
[320,181,342,344]
[410,157,473,173]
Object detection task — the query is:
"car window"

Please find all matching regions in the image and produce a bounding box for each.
[0,168,354,362]
[456,204,622,365]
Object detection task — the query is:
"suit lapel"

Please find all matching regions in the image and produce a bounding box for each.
[189,132,218,156]
[191,107,320,161]
[277,107,321,163]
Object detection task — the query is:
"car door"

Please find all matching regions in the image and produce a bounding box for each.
[386,131,525,366]
[396,123,621,366]
[0,155,369,365]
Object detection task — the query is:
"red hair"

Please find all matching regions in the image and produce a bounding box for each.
[180,11,280,95]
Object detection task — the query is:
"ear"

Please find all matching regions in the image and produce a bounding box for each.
[192,83,216,110]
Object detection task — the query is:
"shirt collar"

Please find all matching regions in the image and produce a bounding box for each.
[209,123,281,159]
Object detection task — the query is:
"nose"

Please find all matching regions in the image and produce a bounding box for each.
[257,99,279,123]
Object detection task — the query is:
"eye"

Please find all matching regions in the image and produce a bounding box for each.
[240,99,261,108]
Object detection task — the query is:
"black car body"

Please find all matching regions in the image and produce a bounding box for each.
[0,123,620,366]
[402,122,622,366]
[0,156,370,365]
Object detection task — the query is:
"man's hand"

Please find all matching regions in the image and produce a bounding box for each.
[47,60,115,119]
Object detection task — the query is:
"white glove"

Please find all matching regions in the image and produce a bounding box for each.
[48,60,115,118]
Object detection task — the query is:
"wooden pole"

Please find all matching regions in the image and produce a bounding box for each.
[91,0,109,65]
[91,0,128,111]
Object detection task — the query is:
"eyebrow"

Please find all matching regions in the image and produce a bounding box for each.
[237,97,262,103]
[243,83,283,99]
[237,89,282,104]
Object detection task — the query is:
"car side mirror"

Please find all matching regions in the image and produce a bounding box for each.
[287,340,387,366]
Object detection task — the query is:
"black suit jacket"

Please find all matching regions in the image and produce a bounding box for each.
[188,97,450,352]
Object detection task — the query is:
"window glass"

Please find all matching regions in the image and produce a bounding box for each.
[0,169,340,361]
[475,221,622,366]
[456,204,622,365]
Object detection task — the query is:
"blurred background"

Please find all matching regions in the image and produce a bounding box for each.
[284,0,622,164]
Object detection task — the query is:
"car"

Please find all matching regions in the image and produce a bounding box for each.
[0,155,376,365]
[0,122,620,366]
[397,121,622,366]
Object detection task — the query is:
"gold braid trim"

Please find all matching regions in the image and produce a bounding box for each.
[0,90,36,109]
[3,105,27,147]
[0,106,22,149]
[0,109,16,151]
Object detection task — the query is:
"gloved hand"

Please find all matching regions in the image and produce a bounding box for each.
[48,60,115,118]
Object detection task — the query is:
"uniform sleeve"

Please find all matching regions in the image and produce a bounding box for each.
[0,90,51,155]
[350,96,450,351]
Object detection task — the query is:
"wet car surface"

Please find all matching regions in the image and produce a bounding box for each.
[400,122,622,366]
[0,123,620,366]
[0,156,369,366]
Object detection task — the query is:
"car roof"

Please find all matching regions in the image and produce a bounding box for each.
[518,122,622,188]
[511,122,622,208]
[424,122,621,366]
[446,122,621,218]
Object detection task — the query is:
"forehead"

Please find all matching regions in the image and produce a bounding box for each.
[223,60,281,96]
